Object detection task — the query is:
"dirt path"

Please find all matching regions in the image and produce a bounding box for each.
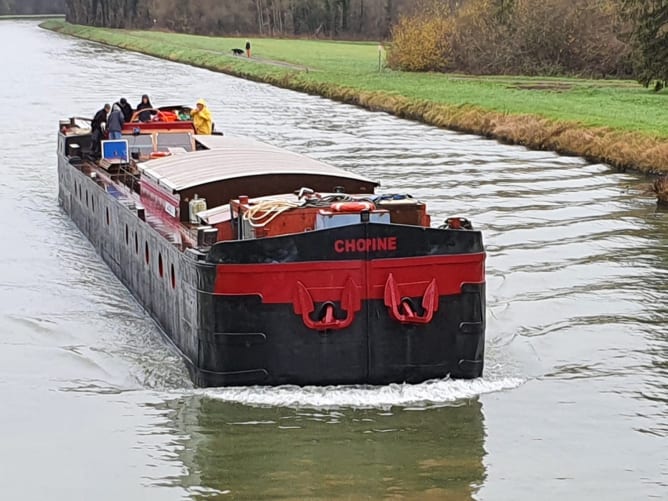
[202,47,312,72]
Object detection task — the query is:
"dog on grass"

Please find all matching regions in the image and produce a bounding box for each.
[231,48,244,56]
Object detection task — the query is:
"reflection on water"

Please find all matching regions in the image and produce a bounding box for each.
[151,397,486,501]
[0,20,666,500]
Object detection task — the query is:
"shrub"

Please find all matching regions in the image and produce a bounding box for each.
[387,12,454,72]
[389,0,631,77]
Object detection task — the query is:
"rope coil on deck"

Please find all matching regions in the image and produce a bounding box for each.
[240,194,376,228]
[241,200,302,228]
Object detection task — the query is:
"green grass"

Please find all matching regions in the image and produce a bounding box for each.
[1,14,64,20]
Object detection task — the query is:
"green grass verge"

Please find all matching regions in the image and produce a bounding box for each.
[41,20,668,174]
[1,14,64,20]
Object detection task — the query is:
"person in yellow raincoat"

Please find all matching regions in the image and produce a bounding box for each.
[190,98,213,135]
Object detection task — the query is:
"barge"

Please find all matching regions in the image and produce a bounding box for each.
[57,107,486,386]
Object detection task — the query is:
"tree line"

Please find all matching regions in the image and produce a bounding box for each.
[61,0,668,88]
[65,0,412,39]
[0,0,65,14]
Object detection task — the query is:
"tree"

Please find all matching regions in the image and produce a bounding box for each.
[0,1,13,15]
[65,0,412,38]
[623,0,668,90]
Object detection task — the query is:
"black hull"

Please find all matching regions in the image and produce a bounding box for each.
[58,152,485,387]
[197,287,484,387]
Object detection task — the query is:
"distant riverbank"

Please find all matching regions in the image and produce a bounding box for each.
[42,20,668,174]
[1,14,64,20]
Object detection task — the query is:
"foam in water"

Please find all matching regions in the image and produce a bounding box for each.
[200,377,524,409]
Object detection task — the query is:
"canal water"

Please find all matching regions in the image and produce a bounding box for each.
[0,21,665,500]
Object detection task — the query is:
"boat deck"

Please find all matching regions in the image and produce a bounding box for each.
[78,159,198,251]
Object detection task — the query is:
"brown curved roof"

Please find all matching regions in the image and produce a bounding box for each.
[138,135,378,193]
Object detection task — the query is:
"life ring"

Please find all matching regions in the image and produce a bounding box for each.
[150,151,171,159]
[330,201,376,212]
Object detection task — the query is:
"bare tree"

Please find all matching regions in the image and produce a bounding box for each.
[65,0,413,39]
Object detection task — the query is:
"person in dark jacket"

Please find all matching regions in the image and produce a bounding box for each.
[91,103,110,159]
[118,97,133,122]
[136,94,154,122]
[107,104,125,140]
[245,40,251,58]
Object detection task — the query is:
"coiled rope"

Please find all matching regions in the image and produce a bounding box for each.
[240,194,375,228]
[241,200,302,228]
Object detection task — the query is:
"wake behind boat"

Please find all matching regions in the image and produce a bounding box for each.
[57,104,486,386]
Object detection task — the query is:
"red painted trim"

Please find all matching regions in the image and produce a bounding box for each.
[140,178,180,212]
[122,122,194,133]
[213,253,485,303]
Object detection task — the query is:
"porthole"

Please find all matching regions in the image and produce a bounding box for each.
[105,207,110,225]
[134,232,139,254]
[170,264,176,289]
[125,225,129,245]
[158,253,164,277]
[145,242,150,264]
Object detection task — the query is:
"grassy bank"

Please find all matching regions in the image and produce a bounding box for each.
[1,14,64,20]
[41,20,668,174]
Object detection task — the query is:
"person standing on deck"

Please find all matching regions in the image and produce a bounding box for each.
[136,94,154,122]
[245,40,251,58]
[190,99,213,135]
[107,104,125,140]
[91,103,110,159]
[118,98,133,122]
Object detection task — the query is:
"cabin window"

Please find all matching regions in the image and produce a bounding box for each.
[125,225,129,245]
[91,197,95,212]
[128,134,153,158]
[135,232,139,254]
[85,190,89,208]
[170,264,176,289]
[105,207,110,226]
[145,242,150,264]
[156,132,193,152]
[158,253,164,277]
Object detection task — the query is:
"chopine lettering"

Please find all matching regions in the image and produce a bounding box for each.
[334,237,398,253]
